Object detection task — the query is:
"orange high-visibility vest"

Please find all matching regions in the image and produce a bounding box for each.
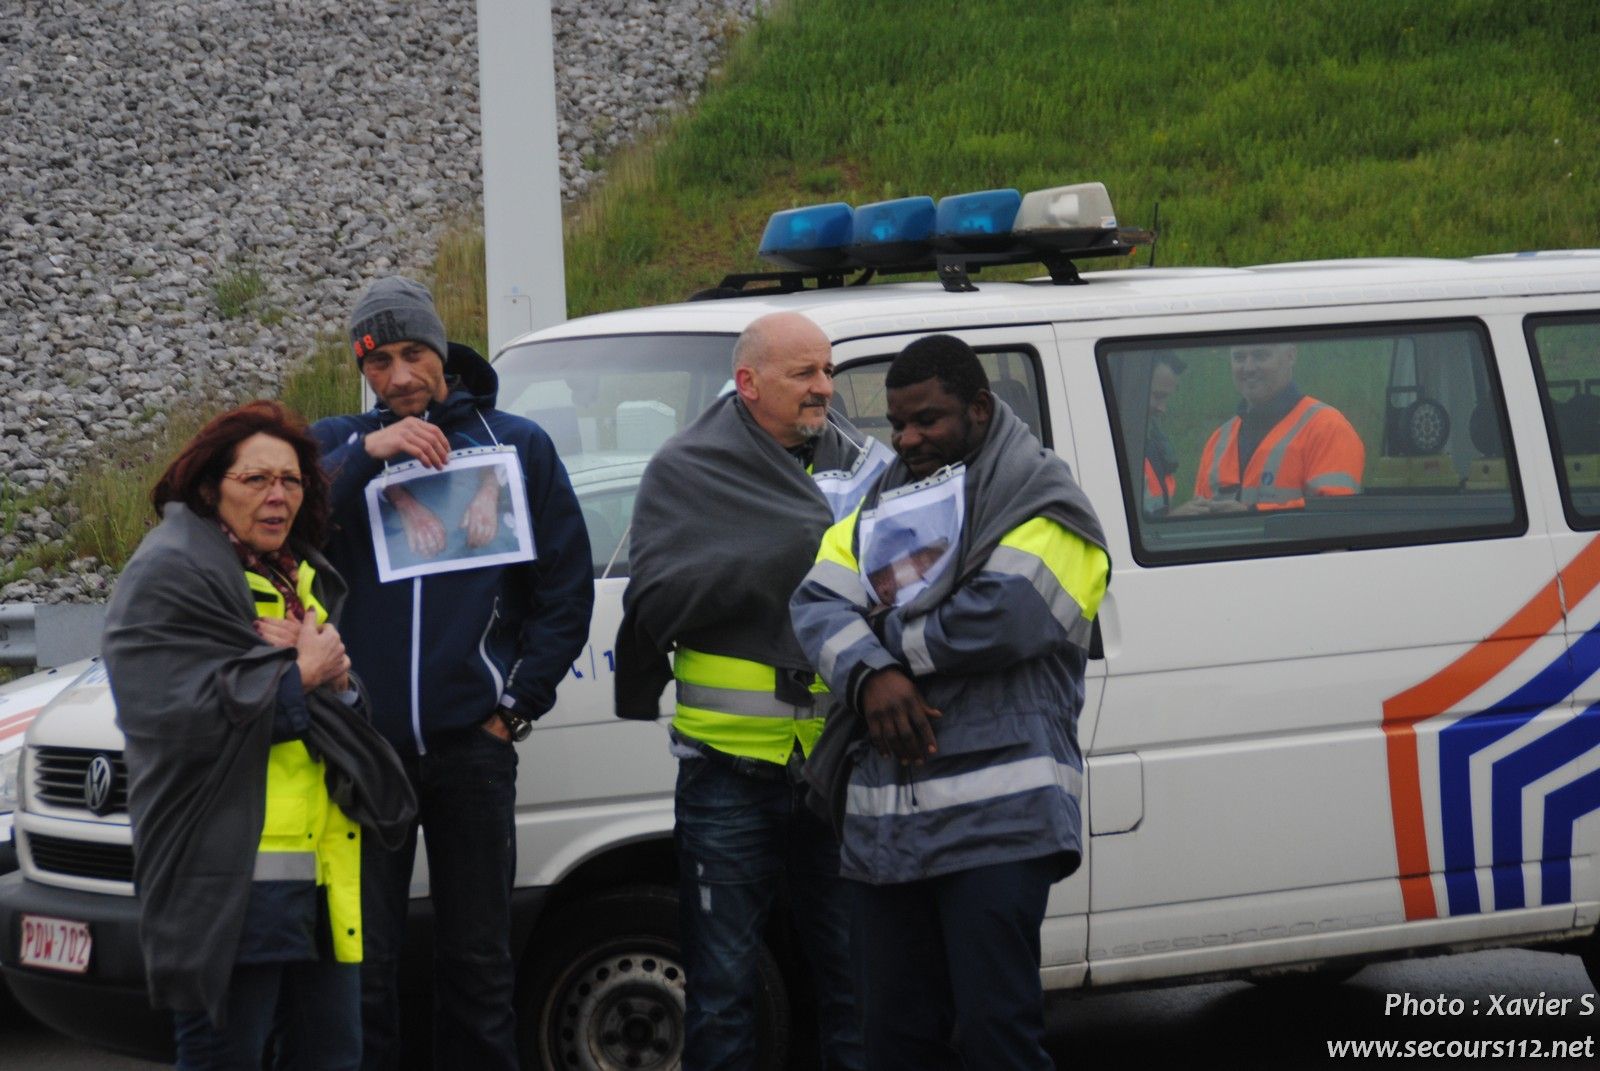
[1143,457,1177,514]
[1193,395,1365,511]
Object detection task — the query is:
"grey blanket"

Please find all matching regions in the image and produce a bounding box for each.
[103,503,415,1023]
[616,394,874,717]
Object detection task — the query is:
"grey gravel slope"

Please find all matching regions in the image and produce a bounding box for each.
[0,0,766,602]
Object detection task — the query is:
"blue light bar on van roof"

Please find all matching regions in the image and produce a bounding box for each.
[850,196,936,265]
[758,202,854,270]
[934,188,1022,251]
[737,181,1139,293]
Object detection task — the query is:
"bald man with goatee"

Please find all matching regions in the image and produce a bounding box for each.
[617,312,883,1070]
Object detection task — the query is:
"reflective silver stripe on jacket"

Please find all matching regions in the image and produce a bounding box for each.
[819,618,874,681]
[1246,401,1327,503]
[985,545,1093,648]
[901,616,935,676]
[806,560,870,608]
[1305,470,1359,493]
[675,682,815,719]
[1214,401,1335,505]
[253,851,317,882]
[846,756,1083,817]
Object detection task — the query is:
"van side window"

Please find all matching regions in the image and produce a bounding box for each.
[834,348,1048,450]
[1099,322,1524,564]
[1527,314,1600,530]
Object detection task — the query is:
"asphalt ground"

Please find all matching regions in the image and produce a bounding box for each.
[5,947,1595,1068]
[1042,946,1596,1069]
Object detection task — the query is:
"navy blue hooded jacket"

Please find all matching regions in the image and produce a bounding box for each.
[312,343,594,756]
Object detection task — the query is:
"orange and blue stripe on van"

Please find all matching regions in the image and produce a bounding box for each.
[1384,537,1600,920]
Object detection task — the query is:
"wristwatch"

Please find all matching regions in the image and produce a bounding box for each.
[495,696,534,742]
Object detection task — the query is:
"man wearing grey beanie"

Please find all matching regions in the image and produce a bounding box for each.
[312,277,594,1070]
[349,277,450,372]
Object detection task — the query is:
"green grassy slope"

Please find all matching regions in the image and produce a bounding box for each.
[561,0,1599,316]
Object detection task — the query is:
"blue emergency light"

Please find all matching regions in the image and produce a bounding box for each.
[757,202,854,270]
[850,196,936,265]
[933,188,1022,251]
[743,180,1147,292]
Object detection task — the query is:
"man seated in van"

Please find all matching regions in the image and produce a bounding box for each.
[1171,340,1364,514]
[1142,351,1183,516]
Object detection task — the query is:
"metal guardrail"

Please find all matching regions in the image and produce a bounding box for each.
[0,603,108,669]
[0,605,34,666]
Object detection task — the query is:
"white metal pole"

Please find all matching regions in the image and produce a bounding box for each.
[476,0,567,357]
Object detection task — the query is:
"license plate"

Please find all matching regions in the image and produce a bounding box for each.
[18,914,91,974]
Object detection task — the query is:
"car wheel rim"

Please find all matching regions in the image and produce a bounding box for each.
[549,948,686,1070]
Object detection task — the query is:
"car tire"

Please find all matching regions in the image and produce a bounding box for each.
[1582,938,1600,993]
[518,884,790,1071]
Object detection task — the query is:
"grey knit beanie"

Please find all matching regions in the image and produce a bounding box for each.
[349,276,448,364]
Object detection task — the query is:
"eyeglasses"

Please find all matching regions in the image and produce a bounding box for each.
[222,470,306,495]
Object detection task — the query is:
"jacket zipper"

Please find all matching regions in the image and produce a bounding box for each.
[478,596,505,702]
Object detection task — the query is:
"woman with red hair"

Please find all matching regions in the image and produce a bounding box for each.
[102,401,414,1069]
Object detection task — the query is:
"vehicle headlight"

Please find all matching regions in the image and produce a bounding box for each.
[0,747,22,813]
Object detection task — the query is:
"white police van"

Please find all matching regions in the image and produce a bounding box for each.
[0,664,85,877]
[4,181,1600,1068]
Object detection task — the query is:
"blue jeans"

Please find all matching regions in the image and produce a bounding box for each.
[360,725,519,1070]
[674,751,864,1071]
[851,854,1063,1071]
[173,959,360,1070]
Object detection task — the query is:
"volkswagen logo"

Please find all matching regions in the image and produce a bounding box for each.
[83,754,115,816]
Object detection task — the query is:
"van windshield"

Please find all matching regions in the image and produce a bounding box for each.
[493,333,737,578]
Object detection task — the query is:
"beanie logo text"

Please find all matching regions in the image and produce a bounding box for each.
[352,309,403,359]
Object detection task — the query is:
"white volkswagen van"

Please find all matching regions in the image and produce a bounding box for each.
[4,184,1599,1068]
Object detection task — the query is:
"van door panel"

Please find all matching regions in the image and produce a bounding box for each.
[1521,308,1600,915]
[1057,312,1568,982]
[1087,752,1142,836]
[513,579,678,881]
[1088,884,1576,987]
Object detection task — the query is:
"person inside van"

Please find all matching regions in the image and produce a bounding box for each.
[1171,340,1365,514]
[1143,351,1184,516]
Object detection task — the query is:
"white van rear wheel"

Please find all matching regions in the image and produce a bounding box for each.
[518,884,790,1070]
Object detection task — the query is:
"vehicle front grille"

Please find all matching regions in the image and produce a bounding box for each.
[26,833,135,883]
[32,747,128,815]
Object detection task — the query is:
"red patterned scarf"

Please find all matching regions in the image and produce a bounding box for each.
[219,522,306,621]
